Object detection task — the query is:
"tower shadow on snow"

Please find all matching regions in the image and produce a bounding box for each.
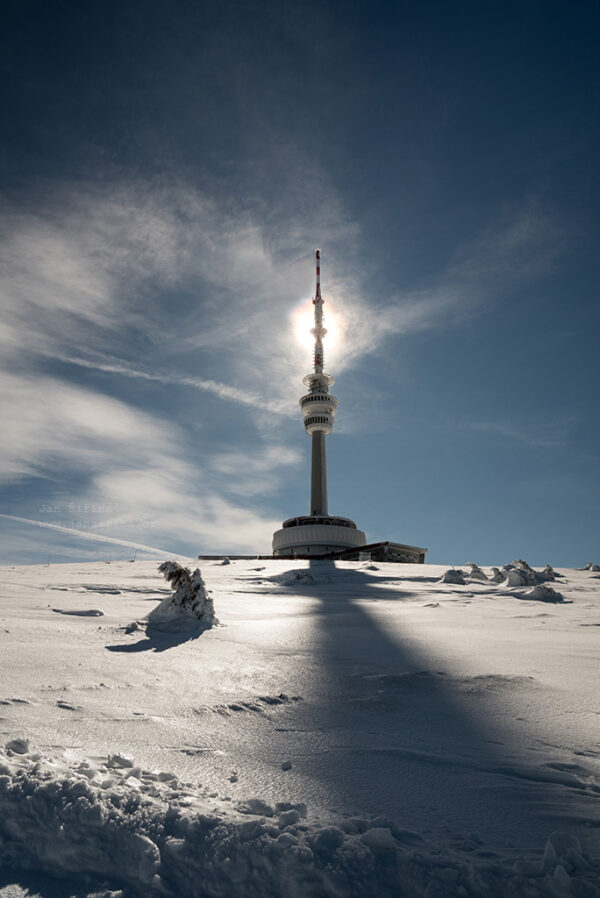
[273,559,599,857]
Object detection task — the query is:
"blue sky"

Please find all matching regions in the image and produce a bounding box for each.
[0,0,598,565]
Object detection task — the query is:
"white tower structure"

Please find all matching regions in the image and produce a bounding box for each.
[272,250,367,557]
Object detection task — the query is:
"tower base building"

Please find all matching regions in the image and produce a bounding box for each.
[272,515,366,557]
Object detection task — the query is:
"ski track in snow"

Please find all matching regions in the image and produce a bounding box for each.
[0,558,599,897]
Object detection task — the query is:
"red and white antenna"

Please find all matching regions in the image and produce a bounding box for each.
[315,248,322,300]
[312,248,326,373]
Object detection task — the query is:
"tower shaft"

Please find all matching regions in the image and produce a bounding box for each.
[302,248,336,517]
[311,430,328,516]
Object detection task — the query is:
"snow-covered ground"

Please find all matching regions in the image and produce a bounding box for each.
[0,558,599,897]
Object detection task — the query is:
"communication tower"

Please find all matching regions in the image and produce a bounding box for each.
[272,250,367,556]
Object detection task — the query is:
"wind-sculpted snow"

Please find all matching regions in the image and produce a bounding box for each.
[267,568,332,586]
[520,584,564,603]
[503,560,559,587]
[0,746,598,898]
[145,562,217,632]
[441,568,467,584]
[52,607,105,616]
[439,560,564,598]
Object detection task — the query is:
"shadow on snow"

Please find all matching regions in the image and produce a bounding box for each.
[106,624,211,653]
[276,560,599,856]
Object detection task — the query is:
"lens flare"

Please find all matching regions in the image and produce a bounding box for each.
[291,299,343,361]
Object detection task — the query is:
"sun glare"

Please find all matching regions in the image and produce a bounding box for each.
[291,299,344,361]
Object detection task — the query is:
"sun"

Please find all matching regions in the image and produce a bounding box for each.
[291,298,343,361]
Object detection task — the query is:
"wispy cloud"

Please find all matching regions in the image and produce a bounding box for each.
[0,184,181,360]
[52,353,292,415]
[466,416,577,448]
[92,466,283,554]
[0,176,566,561]
[0,372,176,483]
[209,446,302,496]
[0,179,309,557]
[0,177,349,412]
[447,202,562,283]
[1,178,560,409]
[325,202,565,368]
[0,514,190,561]
[0,180,282,368]
[0,370,290,554]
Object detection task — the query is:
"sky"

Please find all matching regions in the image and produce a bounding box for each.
[0,0,598,566]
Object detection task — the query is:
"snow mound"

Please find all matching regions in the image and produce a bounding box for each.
[504,560,536,586]
[145,563,217,633]
[441,569,466,584]
[269,569,329,586]
[504,561,560,587]
[506,559,538,586]
[520,584,564,603]
[505,567,532,587]
[286,570,316,584]
[0,747,598,898]
[466,563,488,581]
[52,608,105,616]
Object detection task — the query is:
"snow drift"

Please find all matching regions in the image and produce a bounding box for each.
[0,746,598,898]
[441,568,466,584]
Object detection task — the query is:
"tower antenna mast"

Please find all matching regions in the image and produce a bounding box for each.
[312,249,325,374]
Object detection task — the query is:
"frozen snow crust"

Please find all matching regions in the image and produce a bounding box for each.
[1,745,598,898]
[0,557,599,896]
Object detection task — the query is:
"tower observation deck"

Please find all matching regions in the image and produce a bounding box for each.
[272,250,367,557]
